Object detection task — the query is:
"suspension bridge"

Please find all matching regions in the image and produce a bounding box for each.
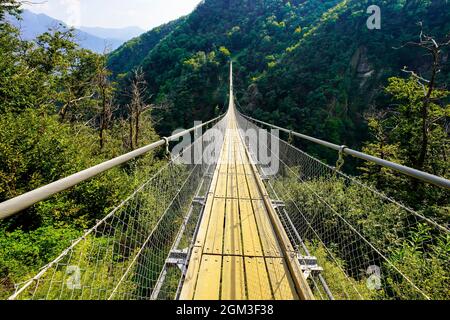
[1,63,449,300]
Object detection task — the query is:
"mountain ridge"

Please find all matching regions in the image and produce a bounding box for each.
[7,9,145,53]
[108,0,450,157]
[79,25,145,41]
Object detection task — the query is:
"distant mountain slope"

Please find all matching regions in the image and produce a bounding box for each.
[107,17,186,77]
[109,0,342,134]
[7,10,143,53]
[79,26,144,41]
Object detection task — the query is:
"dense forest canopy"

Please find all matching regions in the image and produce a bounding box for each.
[109,0,449,213]
[109,0,449,146]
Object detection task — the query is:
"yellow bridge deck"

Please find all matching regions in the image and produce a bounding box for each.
[179,109,312,300]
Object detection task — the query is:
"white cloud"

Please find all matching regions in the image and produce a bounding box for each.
[60,0,81,27]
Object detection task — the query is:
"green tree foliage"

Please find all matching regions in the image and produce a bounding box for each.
[0,226,81,299]
[107,17,185,79]
[275,171,449,300]
[0,8,163,298]
[0,0,20,20]
[109,0,344,136]
[108,0,449,167]
[243,0,450,163]
[362,76,449,223]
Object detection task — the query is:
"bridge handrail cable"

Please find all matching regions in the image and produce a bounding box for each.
[240,113,450,190]
[0,114,225,220]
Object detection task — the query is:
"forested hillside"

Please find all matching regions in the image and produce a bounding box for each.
[107,17,186,78]
[109,0,449,214]
[109,0,449,146]
[110,0,345,135]
[0,2,164,298]
[248,0,450,154]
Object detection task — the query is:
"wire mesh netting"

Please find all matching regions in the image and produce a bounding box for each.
[9,117,227,300]
[7,109,449,301]
[236,112,449,300]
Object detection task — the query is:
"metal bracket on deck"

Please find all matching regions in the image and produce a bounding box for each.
[151,249,189,300]
[271,199,286,210]
[193,197,206,206]
[260,167,277,180]
[248,150,258,163]
[298,255,323,279]
[260,168,272,181]
[205,172,214,179]
[166,249,189,273]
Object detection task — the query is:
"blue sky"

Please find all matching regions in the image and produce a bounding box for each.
[24,0,201,30]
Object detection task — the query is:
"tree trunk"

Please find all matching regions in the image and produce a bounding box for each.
[417,50,438,170]
[135,110,140,148]
[59,103,69,121]
[99,118,104,150]
[99,90,107,150]
[129,112,134,150]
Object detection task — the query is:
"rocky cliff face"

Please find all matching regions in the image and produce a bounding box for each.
[351,46,375,88]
